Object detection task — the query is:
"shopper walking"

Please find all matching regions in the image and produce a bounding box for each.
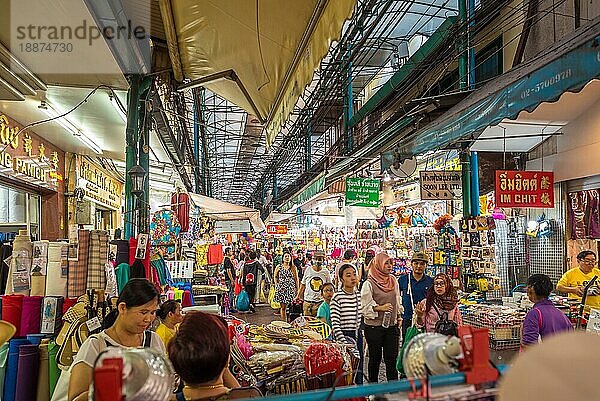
[297,251,331,317]
[156,299,184,353]
[274,252,299,321]
[415,273,462,334]
[330,263,363,384]
[317,282,335,327]
[223,247,236,311]
[335,249,357,288]
[242,250,264,313]
[359,248,376,290]
[361,252,402,382]
[294,249,307,280]
[557,250,600,309]
[398,252,434,340]
[56,279,165,401]
[522,274,573,348]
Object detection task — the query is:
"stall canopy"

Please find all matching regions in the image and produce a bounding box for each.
[161,0,356,146]
[188,193,267,233]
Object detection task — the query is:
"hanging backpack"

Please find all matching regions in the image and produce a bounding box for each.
[236,290,250,312]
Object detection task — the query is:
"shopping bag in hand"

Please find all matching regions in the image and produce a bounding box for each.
[236,290,250,312]
[268,286,280,310]
[396,325,422,374]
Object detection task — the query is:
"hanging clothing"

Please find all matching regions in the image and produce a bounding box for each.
[207,244,224,265]
[115,263,130,293]
[171,192,190,232]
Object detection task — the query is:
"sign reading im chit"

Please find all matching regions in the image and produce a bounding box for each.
[345,177,380,207]
[495,170,554,208]
[0,114,63,191]
[76,155,123,210]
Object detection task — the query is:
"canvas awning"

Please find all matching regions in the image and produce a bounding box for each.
[160,0,356,146]
[188,193,266,233]
[395,17,600,157]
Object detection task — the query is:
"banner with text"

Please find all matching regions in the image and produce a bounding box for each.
[419,171,462,200]
[495,170,554,208]
[345,178,380,207]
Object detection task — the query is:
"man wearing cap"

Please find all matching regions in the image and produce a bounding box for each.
[297,251,331,317]
[398,252,434,341]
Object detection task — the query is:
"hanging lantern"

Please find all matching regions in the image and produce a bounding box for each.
[128,164,147,197]
[337,196,344,211]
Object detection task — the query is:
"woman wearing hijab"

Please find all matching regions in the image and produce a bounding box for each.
[415,273,462,333]
[360,252,403,382]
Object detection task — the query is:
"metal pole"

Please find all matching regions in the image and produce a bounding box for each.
[461,149,471,218]
[124,75,141,240]
[343,44,354,153]
[306,111,312,171]
[138,76,153,234]
[458,0,468,91]
[470,151,480,216]
[468,0,476,89]
[193,102,201,194]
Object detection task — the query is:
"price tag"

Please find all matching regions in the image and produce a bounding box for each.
[86,317,102,332]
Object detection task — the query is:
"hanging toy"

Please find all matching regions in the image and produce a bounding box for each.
[433,214,453,232]
[376,213,394,229]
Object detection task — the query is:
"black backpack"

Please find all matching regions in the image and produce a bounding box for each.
[432,304,459,336]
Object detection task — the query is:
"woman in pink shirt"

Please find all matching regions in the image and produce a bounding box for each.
[415,273,462,334]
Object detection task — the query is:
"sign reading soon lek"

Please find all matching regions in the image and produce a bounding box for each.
[419,171,462,200]
[345,178,380,207]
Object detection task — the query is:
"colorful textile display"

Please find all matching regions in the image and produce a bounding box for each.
[48,341,60,398]
[0,343,8,399]
[111,239,130,266]
[86,231,109,290]
[46,243,67,298]
[36,341,49,401]
[171,191,190,233]
[68,230,90,298]
[4,338,29,401]
[2,295,24,337]
[207,244,224,265]
[150,210,182,244]
[15,344,39,401]
[20,296,43,336]
[8,230,32,296]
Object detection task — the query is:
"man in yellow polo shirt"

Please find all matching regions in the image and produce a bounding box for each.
[557,251,600,309]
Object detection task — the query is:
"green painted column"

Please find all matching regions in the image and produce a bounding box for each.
[458,0,468,91]
[124,75,141,240]
[137,76,153,234]
[461,148,471,218]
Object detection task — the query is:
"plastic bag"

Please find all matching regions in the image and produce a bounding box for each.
[236,290,250,312]
[304,342,344,377]
[396,325,422,374]
[268,286,281,310]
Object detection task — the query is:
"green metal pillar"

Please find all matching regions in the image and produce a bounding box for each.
[458,0,468,91]
[343,45,354,153]
[124,75,141,240]
[461,148,471,218]
[137,77,153,234]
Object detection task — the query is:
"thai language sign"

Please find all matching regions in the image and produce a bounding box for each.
[495,171,554,208]
[266,225,288,235]
[419,171,462,200]
[345,178,380,207]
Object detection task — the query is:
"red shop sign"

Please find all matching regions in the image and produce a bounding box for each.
[266,224,288,235]
[495,170,554,208]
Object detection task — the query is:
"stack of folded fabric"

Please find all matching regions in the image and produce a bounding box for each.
[46,242,67,298]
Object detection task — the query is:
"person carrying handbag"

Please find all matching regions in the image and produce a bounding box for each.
[414,273,462,334]
[396,266,423,375]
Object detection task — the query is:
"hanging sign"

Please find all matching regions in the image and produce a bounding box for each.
[266,224,288,235]
[345,178,380,207]
[495,170,554,208]
[214,219,251,233]
[419,171,462,200]
[76,156,123,210]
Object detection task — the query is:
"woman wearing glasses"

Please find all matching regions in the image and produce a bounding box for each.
[414,273,462,334]
[557,250,600,309]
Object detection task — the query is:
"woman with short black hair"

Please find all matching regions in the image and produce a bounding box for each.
[522,274,573,348]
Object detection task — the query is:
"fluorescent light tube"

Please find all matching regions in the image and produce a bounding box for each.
[109,95,127,123]
[42,103,103,154]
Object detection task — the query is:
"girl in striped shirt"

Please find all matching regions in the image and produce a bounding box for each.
[330,263,363,384]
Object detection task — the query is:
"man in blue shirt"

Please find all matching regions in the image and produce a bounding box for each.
[398,252,434,341]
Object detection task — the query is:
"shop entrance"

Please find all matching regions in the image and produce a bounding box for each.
[0,182,40,241]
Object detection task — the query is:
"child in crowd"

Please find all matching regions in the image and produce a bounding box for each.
[330,264,363,384]
[156,299,184,352]
[317,282,335,327]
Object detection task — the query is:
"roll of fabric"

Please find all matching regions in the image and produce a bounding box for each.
[7,231,33,296]
[40,296,64,336]
[30,273,46,296]
[0,343,9,399]
[26,334,45,345]
[62,298,77,315]
[15,344,40,401]
[48,341,60,398]
[20,296,43,336]
[2,295,24,337]
[68,230,90,297]
[4,339,30,401]
[182,290,193,307]
[86,231,108,290]
[45,261,67,297]
[36,341,49,401]
[112,239,130,266]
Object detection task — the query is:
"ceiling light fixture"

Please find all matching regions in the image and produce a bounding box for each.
[109,93,127,123]
[41,102,103,154]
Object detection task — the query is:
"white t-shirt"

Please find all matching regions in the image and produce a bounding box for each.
[301,266,331,302]
[51,330,165,401]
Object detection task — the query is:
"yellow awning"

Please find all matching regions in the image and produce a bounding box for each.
[163,0,356,146]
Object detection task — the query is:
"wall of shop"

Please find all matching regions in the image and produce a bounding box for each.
[0,114,66,240]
